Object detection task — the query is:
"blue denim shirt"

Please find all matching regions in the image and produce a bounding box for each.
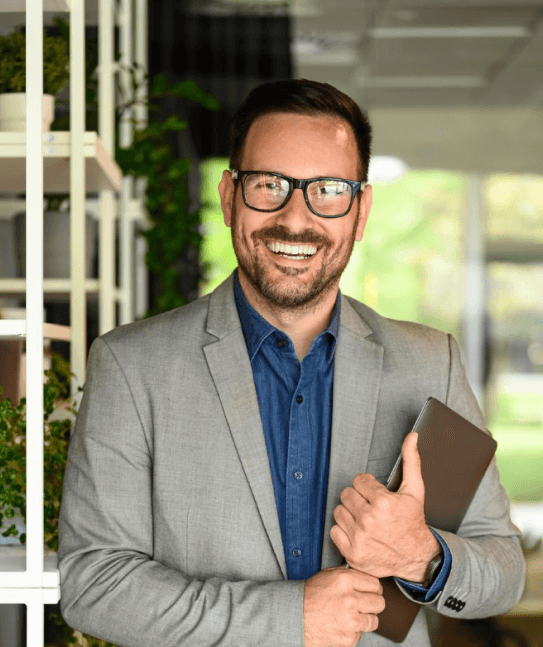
[234,271,450,599]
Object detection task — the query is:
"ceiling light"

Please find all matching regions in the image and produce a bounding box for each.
[368,156,409,183]
[355,76,485,89]
[369,26,529,39]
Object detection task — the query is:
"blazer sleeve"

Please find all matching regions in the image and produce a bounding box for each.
[57,337,305,647]
[396,334,527,618]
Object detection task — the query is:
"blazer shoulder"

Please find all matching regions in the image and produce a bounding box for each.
[344,294,451,350]
[97,293,213,355]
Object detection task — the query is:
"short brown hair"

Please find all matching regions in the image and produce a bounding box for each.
[229,78,372,182]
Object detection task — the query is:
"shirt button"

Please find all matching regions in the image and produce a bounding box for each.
[277,339,287,348]
[296,395,303,404]
[292,548,302,557]
[294,471,303,480]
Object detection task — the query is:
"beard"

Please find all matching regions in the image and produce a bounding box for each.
[230,201,360,310]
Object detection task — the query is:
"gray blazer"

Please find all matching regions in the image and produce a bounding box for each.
[58,272,526,647]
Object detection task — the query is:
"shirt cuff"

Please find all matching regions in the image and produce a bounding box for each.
[395,528,452,602]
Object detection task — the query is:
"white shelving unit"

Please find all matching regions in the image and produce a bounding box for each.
[0,131,121,193]
[0,0,148,644]
[1,0,71,10]
[0,320,70,341]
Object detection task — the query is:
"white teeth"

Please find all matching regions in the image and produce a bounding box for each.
[267,242,317,256]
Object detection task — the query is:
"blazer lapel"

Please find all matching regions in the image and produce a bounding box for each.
[321,294,384,568]
[203,273,287,578]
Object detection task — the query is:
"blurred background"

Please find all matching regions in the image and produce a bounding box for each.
[0,0,542,645]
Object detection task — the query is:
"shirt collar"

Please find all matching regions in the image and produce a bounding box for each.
[234,269,340,363]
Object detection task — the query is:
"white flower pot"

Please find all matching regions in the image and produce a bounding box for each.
[0,93,55,132]
[13,211,99,279]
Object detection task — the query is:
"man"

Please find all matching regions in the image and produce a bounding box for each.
[58,79,525,647]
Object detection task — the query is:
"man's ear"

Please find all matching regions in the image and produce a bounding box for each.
[355,184,372,242]
[218,170,235,228]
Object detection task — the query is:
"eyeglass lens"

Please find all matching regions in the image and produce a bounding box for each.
[243,173,353,216]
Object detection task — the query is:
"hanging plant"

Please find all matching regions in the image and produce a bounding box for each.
[0,355,116,647]
[115,69,220,317]
[0,352,78,549]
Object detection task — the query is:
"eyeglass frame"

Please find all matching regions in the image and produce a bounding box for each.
[231,169,366,219]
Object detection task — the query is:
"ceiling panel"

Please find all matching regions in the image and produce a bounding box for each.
[378,4,541,28]
[481,65,543,104]
[293,0,543,170]
[354,87,483,108]
[371,38,514,76]
[293,0,543,109]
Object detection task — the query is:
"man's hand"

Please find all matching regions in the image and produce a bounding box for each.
[303,566,385,647]
[330,432,441,582]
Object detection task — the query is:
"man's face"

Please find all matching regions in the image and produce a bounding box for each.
[219,112,372,310]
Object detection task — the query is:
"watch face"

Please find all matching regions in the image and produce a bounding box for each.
[428,554,443,582]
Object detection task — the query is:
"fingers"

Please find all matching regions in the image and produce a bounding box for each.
[340,486,367,510]
[352,473,383,502]
[357,591,386,615]
[358,613,379,634]
[347,569,383,595]
[398,431,425,500]
[330,522,350,555]
[333,500,356,530]
[351,592,384,635]
[341,578,384,635]
[303,567,384,643]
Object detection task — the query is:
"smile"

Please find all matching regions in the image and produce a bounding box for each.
[266,241,318,260]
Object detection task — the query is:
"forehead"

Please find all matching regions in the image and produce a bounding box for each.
[241,112,359,179]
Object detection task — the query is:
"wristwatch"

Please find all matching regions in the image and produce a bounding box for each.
[424,551,444,586]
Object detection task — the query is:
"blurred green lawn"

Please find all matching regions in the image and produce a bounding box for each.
[490,389,543,502]
[494,439,543,502]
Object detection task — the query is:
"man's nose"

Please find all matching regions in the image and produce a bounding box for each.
[277,185,314,226]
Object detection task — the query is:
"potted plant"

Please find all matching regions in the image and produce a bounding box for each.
[9,18,98,282]
[0,25,69,132]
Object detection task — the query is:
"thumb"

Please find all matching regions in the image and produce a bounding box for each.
[398,431,425,500]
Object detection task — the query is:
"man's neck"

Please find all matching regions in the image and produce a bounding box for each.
[237,271,339,361]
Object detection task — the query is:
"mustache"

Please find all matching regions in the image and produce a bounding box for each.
[253,225,329,247]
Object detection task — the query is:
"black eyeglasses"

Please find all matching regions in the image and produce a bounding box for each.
[232,170,365,218]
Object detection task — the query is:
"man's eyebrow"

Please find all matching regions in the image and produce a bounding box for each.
[250,169,351,179]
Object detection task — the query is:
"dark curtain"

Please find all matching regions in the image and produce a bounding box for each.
[148,1,293,307]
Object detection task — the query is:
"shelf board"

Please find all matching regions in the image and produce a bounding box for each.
[0,545,59,588]
[0,588,60,604]
[0,131,122,193]
[0,278,99,297]
[0,320,71,341]
[0,197,148,224]
[0,0,70,9]
[0,546,60,603]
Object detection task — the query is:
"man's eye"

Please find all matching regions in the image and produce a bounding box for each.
[314,182,348,196]
[256,178,285,194]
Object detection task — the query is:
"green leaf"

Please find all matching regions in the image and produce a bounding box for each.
[2,524,16,537]
[151,73,167,95]
[168,80,221,110]
[161,115,189,132]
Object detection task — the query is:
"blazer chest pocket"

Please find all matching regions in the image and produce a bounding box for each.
[365,454,398,485]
